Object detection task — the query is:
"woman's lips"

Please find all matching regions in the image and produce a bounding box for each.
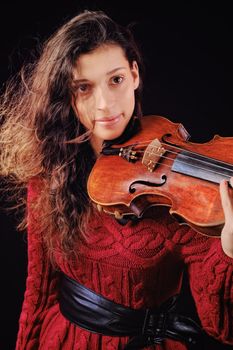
[95,114,121,126]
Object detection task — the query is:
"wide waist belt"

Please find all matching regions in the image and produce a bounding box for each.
[59,272,205,349]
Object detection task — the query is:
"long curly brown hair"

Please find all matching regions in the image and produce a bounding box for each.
[0,10,144,262]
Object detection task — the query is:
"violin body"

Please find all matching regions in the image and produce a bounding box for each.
[87,115,233,237]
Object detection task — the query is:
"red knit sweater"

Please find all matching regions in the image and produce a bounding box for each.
[16,179,233,350]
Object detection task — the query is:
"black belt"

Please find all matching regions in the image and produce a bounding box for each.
[59,272,207,349]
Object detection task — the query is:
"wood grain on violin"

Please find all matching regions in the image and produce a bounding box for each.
[87,116,233,237]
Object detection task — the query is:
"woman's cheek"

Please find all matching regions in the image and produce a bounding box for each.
[75,100,95,130]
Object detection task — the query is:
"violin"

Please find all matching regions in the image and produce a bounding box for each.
[87,115,233,237]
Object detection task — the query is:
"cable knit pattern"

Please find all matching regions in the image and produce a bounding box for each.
[16,179,60,350]
[15,179,233,349]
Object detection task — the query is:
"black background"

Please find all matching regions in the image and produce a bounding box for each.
[0,1,232,349]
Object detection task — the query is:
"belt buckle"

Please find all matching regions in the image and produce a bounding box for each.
[142,309,167,345]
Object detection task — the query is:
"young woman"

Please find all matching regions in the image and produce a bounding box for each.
[0,10,233,350]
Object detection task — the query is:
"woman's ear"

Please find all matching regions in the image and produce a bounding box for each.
[131,61,140,90]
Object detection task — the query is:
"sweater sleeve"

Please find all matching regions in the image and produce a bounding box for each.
[16,178,59,350]
[168,221,233,345]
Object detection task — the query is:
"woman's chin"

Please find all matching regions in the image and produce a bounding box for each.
[102,132,122,141]
[93,127,123,141]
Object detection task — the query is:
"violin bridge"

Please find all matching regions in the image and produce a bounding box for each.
[142,139,166,172]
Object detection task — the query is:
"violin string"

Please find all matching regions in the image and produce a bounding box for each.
[131,140,233,173]
[131,139,232,169]
[134,149,232,180]
[136,147,232,173]
[149,158,231,181]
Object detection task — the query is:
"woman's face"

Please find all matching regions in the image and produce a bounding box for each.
[72,44,139,153]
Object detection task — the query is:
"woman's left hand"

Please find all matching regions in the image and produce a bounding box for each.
[220,177,233,258]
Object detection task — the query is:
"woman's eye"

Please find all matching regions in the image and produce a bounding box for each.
[111,76,124,85]
[78,84,89,93]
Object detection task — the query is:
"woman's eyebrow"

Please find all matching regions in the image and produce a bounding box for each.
[106,67,127,75]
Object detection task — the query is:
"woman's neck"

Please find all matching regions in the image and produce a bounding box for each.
[90,135,104,157]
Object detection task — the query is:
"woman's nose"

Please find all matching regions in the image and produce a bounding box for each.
[95,87,112,110]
